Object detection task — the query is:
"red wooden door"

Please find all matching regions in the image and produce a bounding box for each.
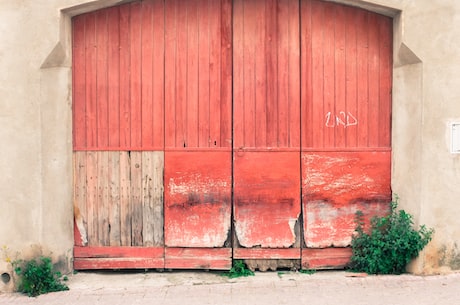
[72,0,392,271]
[163,0,233,269]
[300,0,392,269]
[232,0,302,262]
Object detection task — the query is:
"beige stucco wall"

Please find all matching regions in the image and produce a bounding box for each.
[0,0,459,291]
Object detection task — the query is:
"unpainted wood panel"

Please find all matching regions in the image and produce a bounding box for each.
[74,151,164,247]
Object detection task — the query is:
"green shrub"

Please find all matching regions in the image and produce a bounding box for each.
[222,260,255,278]
[350,197,434,274]
[14,256,69,297]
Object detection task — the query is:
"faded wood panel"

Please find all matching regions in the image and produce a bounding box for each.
[73,152,88,246]
[119,151,131,246]
[130,151,143,246]
[142,151,164,247]
[74,151,164,248]
[301,0,392,149]
[108,152,121,246]
[86,152,98,246]
[164,0,231,149]
[97,151,109,246]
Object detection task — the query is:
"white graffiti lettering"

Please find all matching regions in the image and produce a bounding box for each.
[325,111,358,128]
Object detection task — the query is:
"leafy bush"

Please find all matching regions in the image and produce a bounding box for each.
[350,197,434,274]
[222,260,255,278]
[14,256,69,297]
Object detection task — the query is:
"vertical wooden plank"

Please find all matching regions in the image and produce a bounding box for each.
[85,13,97,148]
[151,152,164,246]
[152,0,165,149]
[244,1,256,148]
[107,6,120,148]
[288,0,301,148]
[119,151,132,246]
[209,0,222,147]
[334,5,346,148]
[187,0,199,148]
[131,151,143,246]
[232,0,244,148]
[198,0,210,147]
[266,0,278,148]
[142,151,154,247]
[96,10,109,148]
[130,2,142,149]
[356,10,369,147]
[72,15,87,149]
[220,0,232,148]
[176,1,188,148]
[300,0,313,149]
[344,6,358,148]
[119,4,131,149]
[165,0,177,148]
[322,2,335,148]
[74,152,88,246]
[86,151,98,246]
[379,16,392,148]
[141,0,154,148]
[254,0,267,148]
[311,0,324,148]
[368,13,380,147]
[108,151,121,246]
[97,151,109,246]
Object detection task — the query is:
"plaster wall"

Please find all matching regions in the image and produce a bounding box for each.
[0,0,459,291]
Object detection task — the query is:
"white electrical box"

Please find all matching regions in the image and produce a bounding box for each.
[451,123,460,153]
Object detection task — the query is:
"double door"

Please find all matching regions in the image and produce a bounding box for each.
[72,0,392,270]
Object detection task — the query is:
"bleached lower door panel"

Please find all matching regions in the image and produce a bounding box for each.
[164,151,232,269]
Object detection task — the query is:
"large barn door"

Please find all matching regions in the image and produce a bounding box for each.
[72,0,392,271]
[300,0,392,269]
[163,0,233,269]
[232,0,302,264]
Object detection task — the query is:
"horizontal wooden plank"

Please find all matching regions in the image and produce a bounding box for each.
[74,258,164,270]
[74,246,164,258]
[301,248,352,270]
[165,248,232,270]
[233,248,300,259]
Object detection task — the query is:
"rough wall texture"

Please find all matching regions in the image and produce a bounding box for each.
[0,0,459,291]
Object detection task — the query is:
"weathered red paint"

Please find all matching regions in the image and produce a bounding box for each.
[73,246,164,269]
[302,248,352,269]
[165,248,231,270]
[233,152,301,249]
[301,151,391,248]
[164,152,231,248]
